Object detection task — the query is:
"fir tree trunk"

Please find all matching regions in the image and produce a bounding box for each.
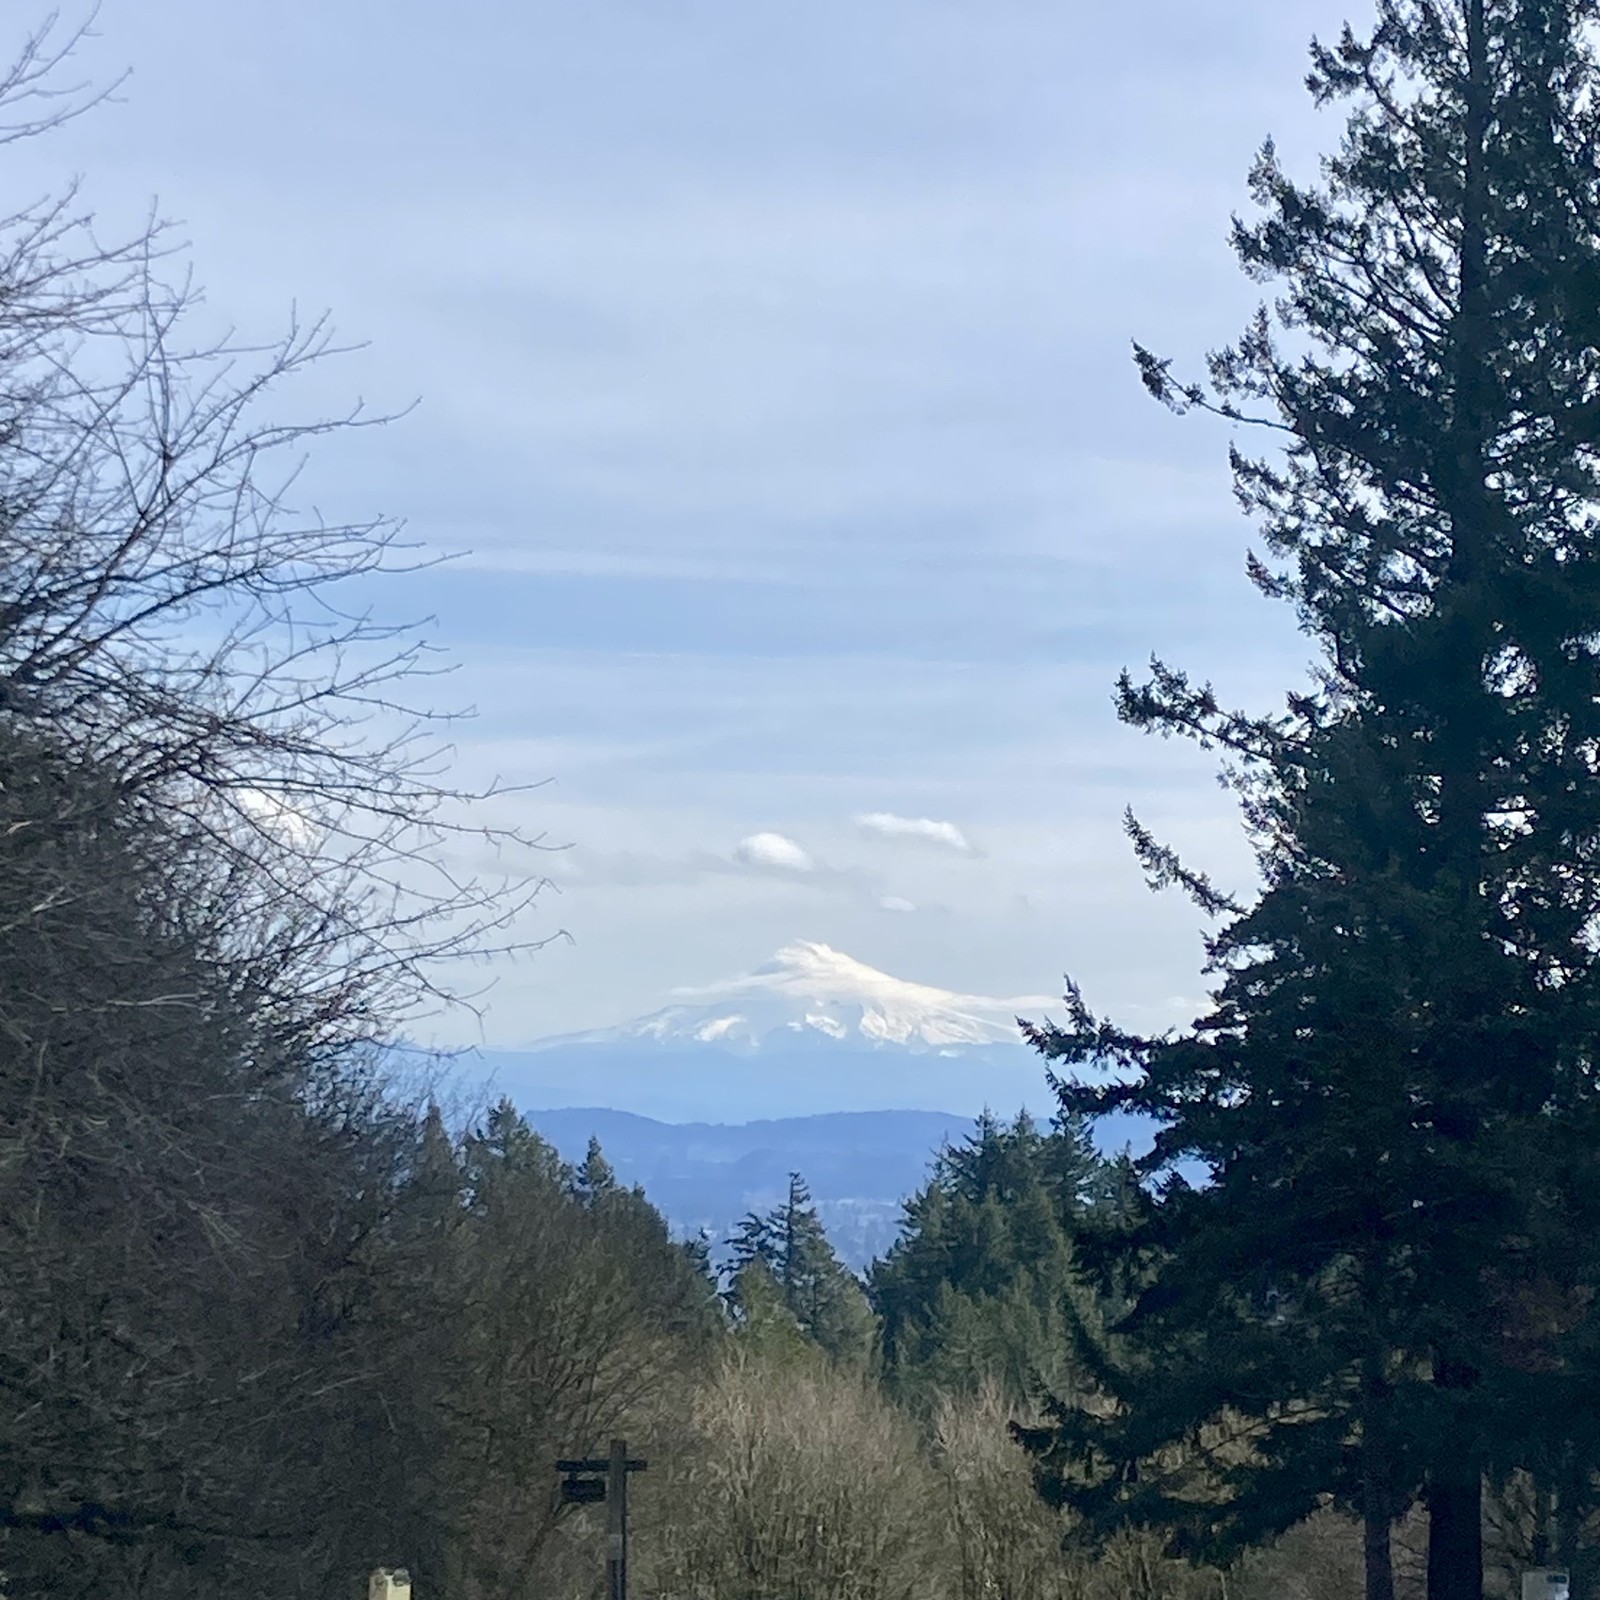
[1438,0,1495,796]
[1430,95,1499,1592]
[1361,1349,1397,1600]
[1426,1344,1484,1600]
[1426,1468,1482,1600]
[1363,1493,1396,1600]
[1427,14,1491,1592]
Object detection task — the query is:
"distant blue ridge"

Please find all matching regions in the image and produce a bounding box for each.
[466,1039,1086,1125]
[518,1102,1160,1273]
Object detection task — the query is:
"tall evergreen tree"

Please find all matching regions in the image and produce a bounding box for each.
[1020,7,1600,1600]
[724,1172,875,1365]
[871,1111,1106,1407]
[573,1134,620,1207]
[724,1257,816,1367]
[727,1208,780,1278]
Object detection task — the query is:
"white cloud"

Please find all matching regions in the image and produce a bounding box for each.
[856,811,974,853]
[878,894,916,913]
[733,831,815,873]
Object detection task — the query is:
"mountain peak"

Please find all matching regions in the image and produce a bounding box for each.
[535,943,1057,1055]
[680,939,955,1004]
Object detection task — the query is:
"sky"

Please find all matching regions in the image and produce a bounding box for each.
[9,1,1367,1049]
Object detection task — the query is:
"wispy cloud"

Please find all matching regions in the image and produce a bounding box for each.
[856,811,974,853]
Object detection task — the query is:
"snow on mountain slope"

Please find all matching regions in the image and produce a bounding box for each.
[532,941,1059,1054]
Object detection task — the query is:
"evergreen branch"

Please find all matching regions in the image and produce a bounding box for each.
[1124,809,1243,917]
[1131,342,1295,432]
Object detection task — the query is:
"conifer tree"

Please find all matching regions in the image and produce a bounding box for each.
[681,1226,718,1289]
[774,1171,826,1305]
[1020,7,1600,1600]
[725,1256,816,1367]
[727,1208,779,1278]
[574,1135,620,1206]
[463,1097,571,1194]
[872,1112,1105,1407]
[723,1172,875,1365]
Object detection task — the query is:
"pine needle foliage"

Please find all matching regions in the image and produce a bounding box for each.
[1020,7,1600,1600]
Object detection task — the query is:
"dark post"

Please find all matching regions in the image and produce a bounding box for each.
[556,1442,646,1595]
[607,1437,628,1600]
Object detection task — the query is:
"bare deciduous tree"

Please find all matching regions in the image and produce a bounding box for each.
[0,8,555,1052]
[649,1353,937,1600]
[0,12,559,1595]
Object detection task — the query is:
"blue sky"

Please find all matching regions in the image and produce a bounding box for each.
[16,1,1363,1047]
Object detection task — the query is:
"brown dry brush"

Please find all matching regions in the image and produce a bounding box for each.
[640,1357,1238,1600]
[644,1351,939,1600]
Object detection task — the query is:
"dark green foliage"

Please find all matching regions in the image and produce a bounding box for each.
[680,1226,719,1293]
[724,1257,817,1368]
[870,1111,1109,1408]
[574,1133,621,1205]
[725,1171,876,1365]
[729,1206,780,1277]
[1019,6,1600,1600]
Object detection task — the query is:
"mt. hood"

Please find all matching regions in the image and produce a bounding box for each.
[477,943,1064,1121]
[537,941,1057,1055]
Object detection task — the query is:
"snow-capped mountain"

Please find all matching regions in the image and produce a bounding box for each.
[476,943,1066,1123]
[533,940,1058,1055]
[463,950,1145,1256]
